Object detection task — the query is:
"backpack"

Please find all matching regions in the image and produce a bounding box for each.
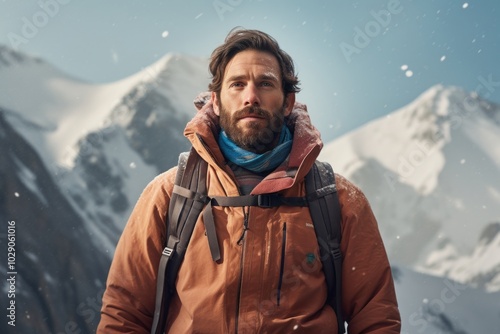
[151,148,345,334]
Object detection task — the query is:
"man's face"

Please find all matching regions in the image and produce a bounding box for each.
[212,49,295,153]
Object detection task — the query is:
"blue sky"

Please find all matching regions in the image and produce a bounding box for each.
[1,0,499,142]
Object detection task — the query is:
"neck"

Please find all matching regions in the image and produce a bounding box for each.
[218,125,293,173]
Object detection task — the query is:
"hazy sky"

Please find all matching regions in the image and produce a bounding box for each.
[1,0,499,142]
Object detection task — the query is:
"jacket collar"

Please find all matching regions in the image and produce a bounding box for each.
[184,92,323,194]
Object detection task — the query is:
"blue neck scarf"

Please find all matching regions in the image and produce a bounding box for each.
[218,125,293,173]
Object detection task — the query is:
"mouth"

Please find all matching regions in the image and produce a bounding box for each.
[239,115,264,120]
[237,116,267,126]
[237,113,266,121]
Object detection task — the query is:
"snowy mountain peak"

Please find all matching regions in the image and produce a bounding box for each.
[320,84,500,275]
[0,48,209,170]
[137,53,209,113]
[0,44,43,69]
[408,83,500,128]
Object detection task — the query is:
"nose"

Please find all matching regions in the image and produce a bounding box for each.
[244,84,260,107]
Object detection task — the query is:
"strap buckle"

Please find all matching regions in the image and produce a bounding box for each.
[162,247,174,257]
[257,194,280,208]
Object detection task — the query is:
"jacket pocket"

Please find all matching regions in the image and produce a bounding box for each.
[277,222,286,306]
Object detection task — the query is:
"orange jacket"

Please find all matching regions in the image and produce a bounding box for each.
[98,98,401,333]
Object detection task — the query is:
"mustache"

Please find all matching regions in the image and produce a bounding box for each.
[235,106,271,120]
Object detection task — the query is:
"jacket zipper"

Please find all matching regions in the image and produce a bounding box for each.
[235,207,249,333]
[277,222,287,306]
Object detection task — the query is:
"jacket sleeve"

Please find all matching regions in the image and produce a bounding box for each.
[336,174,401,334]
[97,169,176,334]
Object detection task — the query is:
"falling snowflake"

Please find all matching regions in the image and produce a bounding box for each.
[129,162,136,169]
[111,50,118,63]
[161,31,169,38]
[405,70,414,78]
[14,192,20,197]
[440,55,446,62]
[401,64,408,71]
[462,3,469,9]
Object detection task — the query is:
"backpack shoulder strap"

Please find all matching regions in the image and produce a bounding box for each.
[151,148,208,334]
[305,160,345,334]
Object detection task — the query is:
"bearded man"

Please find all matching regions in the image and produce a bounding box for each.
[98,28,401,334]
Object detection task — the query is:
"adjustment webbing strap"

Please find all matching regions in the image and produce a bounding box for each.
[151,235,179,334]
[173,184,209,204]
[202,201,221,262]
[210,193,307,208]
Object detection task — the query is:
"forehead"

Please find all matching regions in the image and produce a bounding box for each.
[223,49,281,79]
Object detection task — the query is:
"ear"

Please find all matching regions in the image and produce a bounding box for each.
[211,91,220,116]
[283,93,295,117]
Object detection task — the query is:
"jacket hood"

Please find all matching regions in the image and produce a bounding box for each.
[184,92,324,194]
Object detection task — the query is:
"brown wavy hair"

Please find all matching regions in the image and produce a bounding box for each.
[208,28,301,96]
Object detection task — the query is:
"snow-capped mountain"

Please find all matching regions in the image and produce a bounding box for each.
[0,44,209,169]
[0,110,109,334]
[0,45,210,255]
[2,44,499,333]
[319,85,500,288]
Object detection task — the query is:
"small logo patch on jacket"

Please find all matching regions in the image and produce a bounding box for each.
[306,253,316,264]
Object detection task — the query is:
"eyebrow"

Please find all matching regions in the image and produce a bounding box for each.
[226,72,280,83]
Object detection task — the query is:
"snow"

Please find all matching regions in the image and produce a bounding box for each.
[319,84,500,281]
[13,156,47,206]
[0,49,208,170]
[321,85,449,196]
[463,113,500,167]
[0,60,140,167]
[421,223,500,292]
[61,127,159,256]
[396,266,500,333]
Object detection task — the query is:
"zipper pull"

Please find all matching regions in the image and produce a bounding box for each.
[237,209,249,245]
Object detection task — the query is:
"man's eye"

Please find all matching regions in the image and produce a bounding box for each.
[230,82,244,88]
[261,82,273,87]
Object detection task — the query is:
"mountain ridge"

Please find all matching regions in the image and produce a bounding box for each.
[319,83,500,287]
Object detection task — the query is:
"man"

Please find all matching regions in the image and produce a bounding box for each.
[98,28,401,333]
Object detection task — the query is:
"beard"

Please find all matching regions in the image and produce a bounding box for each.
[218,104,286,154]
